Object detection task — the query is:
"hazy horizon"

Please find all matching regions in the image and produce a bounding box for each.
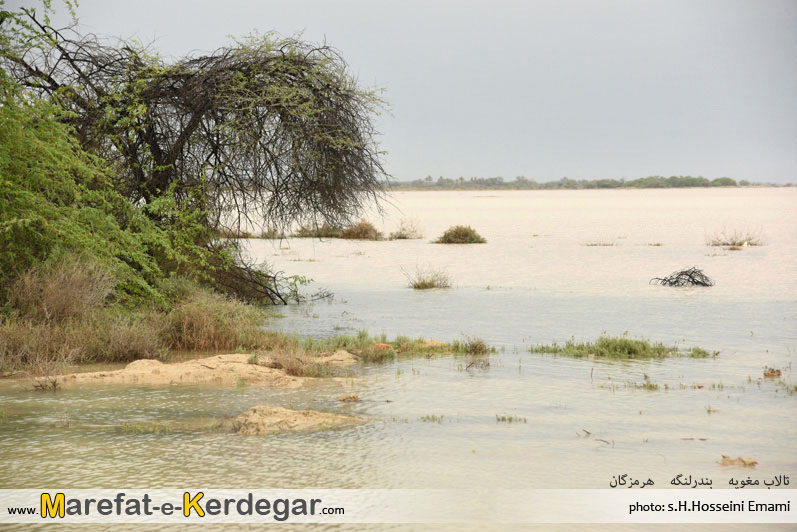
[19,0,797,183]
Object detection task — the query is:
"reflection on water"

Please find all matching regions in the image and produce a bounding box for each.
[1,189,795,530]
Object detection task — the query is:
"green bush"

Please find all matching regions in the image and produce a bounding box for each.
[0,71,210,308]
[434,225,487,244]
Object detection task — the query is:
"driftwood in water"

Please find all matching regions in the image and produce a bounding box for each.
[650,267,714,287]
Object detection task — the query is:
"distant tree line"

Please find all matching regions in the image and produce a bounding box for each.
[390,175,781,190]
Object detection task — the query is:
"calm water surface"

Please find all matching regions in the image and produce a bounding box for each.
[1,189,795,530]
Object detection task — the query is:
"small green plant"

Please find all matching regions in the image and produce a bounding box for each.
[496,415,527,423]
[434,225,486,244]
[247,353,259,364]
[687,347,718,358]
[585,241,615,247]
[420,414,444,424]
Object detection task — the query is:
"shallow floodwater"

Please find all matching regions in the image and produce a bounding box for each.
[1,188,795,530]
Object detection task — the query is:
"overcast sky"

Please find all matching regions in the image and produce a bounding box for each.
[18,0,797,182]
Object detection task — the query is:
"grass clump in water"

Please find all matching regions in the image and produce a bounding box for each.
[433,225,486,244]
[404,267,451,289]
[293,220,382,240]
[419,414,444,424]
[118,422,173,435]
[529,334,718,360]
[389,219,423,240]
[259,227,287,239]
[452,336,491,355]
[686,347,715,358]
[706,229,764,247]
[293,222,343,238]
[496,415,527,423]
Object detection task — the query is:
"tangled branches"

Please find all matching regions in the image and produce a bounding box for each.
[650,267,714,287]
[2,9,388,231]
[1,6,390,304]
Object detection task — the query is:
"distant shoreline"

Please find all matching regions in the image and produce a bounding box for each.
[388,176,792,191]
[388,184,789,191]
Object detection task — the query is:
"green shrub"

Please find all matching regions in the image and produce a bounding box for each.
[434,225,486,244]
[0,70,211,308]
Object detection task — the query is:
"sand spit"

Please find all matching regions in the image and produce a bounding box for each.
[53,351,357,388]
[227,405,364,435]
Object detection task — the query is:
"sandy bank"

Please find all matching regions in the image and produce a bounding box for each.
[54,351,357,388]
[227,405,363,435]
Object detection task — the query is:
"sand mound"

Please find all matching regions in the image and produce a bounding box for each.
[717,454,758,468]
[60,353,343,387]
[229,405,363,435]
[310,349,358,366]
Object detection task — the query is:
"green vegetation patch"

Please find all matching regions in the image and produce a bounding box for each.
[293,220,382,240]
[496,415,527,423]
[529,335,718,360]
[434,225,487,244]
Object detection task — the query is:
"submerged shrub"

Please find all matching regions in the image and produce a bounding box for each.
[340,220,382,240]
[259,227,287,239]
[434,225,486,244]
[389,219,423,240]
[293,223,343,238]
[706,229,764,247]
[404,267,451,289]
[650,267,714,287]
[452,337,491,355]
